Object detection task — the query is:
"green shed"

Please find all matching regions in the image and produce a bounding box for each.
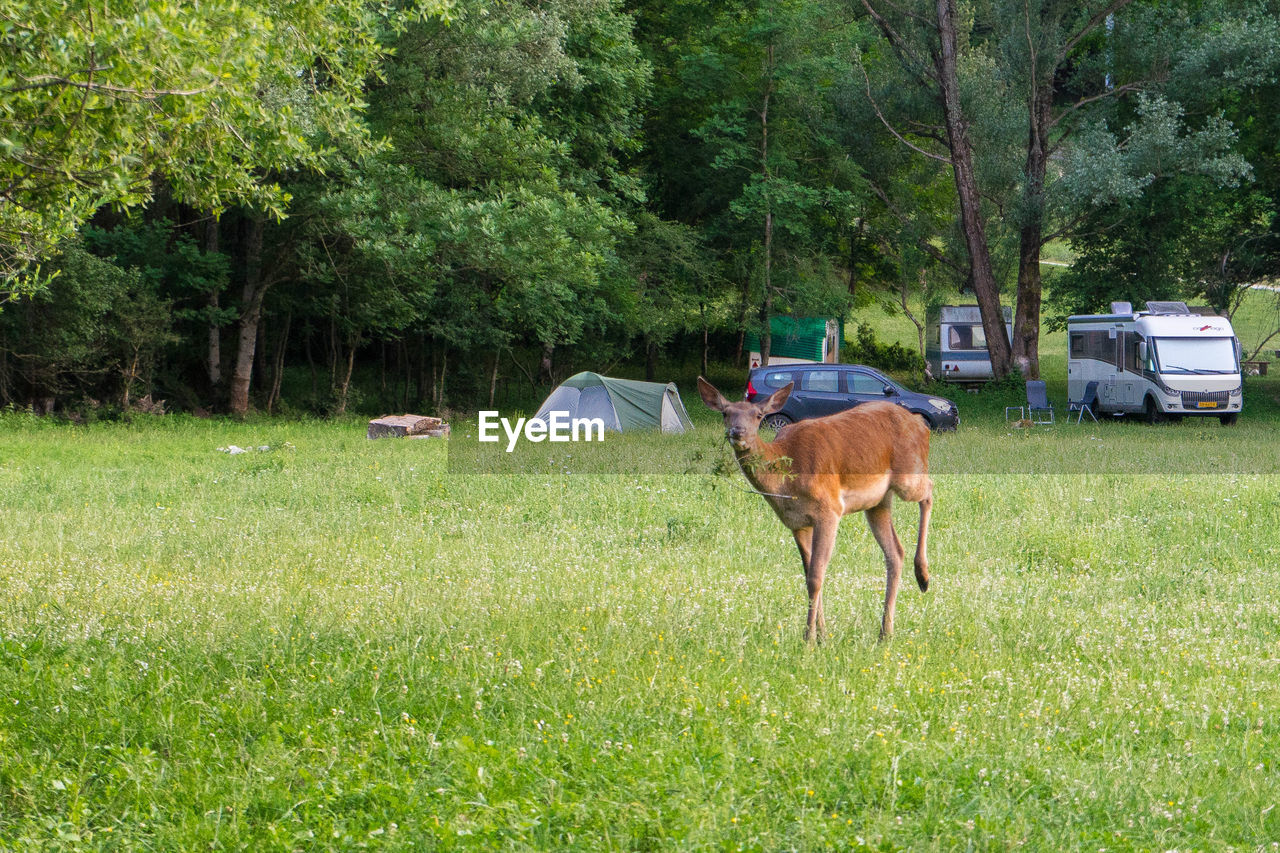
[744,317,843,366]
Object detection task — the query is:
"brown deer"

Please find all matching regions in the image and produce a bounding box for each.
[697,377,934,641]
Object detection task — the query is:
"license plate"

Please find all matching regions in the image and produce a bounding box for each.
[1196,401,1218,408]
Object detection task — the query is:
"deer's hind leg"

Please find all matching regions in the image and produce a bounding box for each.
[914,479,933,591]
[865,501,905,641]
[892,474,933,592]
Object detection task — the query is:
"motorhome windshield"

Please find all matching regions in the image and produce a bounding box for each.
[1152,337,1238,374]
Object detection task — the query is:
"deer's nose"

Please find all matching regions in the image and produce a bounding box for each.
[727,426,746,441]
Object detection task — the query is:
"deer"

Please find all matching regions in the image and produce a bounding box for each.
[697,377,934,642]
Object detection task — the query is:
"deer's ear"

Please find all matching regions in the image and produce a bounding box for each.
[697,376,728,412]
[760,381,793,415]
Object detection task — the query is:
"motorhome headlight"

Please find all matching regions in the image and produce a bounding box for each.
[1153,376,1180,397]
[928,398,952,412]
[1230,384,1243,397]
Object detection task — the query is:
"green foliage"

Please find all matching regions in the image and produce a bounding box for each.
[0,0,448,289]
[0,242,174,405]
[840,322,923,373]
[641,0,867,329]
[1049,175,1274,322]
[8,0,1280,410]
[297,0,648,371]
[1052,29,1280,323]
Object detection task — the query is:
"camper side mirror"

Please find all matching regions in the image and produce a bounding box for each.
[1137,341,1147,364]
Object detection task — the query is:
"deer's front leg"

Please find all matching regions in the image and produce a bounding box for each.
[793,526,813,575]
[805,515,839,643]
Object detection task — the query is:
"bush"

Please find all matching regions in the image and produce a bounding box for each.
[840,322,923,373]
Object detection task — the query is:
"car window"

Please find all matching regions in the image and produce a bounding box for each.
[800,370,840,392]
[848,372,886,394]
[763,371,795,388]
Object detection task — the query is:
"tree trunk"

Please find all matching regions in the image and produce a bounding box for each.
[935,0,1012,379]
[417,334,429,408]
[1012,81,1052,379]
[645,336,657,381]
[380,341,387,399]
[759,55,774,368]
[204,216,223,396]
[1013,223,1043,379]
[228,214,266,416]
[848,218,866,297]
[758,286,772,367]
[427,337,437,408]
[122,349,140,409]
[733,270,754,366]
[305,323,318,399]
[267,310,291,413]
[335,339,357,415]
[401,340,411,410]
[539,343,554,385]
[905,271,930,381]
[701,310,710,378]
[488,349,500,408]
[254,313,268,391]
[435,346,447,409]
[328,315,339,390]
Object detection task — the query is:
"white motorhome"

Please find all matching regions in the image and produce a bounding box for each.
[1067,301,1243,424]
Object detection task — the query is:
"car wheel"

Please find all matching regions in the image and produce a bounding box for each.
[762,413,793,432]
[1144,397,1167,425]
[1220,413,1238,426]
[916,412,934,430]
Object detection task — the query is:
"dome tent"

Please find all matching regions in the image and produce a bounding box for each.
[531,372,693,434]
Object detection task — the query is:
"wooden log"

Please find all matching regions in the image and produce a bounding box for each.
[367,414,446,439]
[405,425,451,439]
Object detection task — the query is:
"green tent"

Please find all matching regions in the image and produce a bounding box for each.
[532,372,693,433]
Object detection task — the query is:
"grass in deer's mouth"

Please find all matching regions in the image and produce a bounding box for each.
[2,411,1280,848]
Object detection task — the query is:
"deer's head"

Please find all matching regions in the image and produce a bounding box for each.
[697,376,793,451]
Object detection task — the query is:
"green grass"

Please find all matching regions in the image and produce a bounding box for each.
[4,376,1280,849]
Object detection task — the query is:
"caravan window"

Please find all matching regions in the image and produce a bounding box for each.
[946,324,988,350]
[1069,333,1084,358]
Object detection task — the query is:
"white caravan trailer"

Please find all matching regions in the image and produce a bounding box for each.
[926,304,1014,383]
[1066,301,1243,423]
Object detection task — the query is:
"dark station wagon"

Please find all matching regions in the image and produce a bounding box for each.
[746,364,960,431]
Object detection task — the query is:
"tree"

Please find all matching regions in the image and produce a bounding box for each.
[288,0,648,408]
[0,243,174,408]
[644,0,865,366]
[859,0,1016,377]
[0,0,446,296]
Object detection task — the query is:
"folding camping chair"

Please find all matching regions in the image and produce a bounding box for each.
[1005,380,1055,425]
[1067,380,1099,424]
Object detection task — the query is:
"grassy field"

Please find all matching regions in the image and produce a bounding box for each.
[4,359,1280,850]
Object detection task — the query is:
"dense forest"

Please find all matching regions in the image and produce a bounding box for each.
[2,0,1278,416]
